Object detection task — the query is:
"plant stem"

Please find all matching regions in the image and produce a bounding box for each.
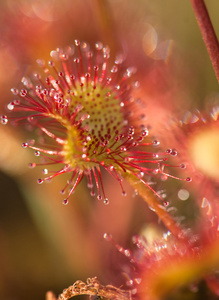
[93,0,119,55]
[190,0,219,84]
[123,172,187,240]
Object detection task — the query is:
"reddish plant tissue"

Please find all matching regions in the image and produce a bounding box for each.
[1,40,188,205]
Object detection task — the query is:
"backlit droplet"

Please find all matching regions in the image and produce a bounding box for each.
[95,42,103,50]
[161,174,168,181]
[63,199,68,205]
[126,280,134,287]
[42,168,48,175]
[171,149,177,156]
[137,172,144,178]
[104,198,109,205]
[153,140,160,146]
[103,233,112,241]
[7,103,14,111]
[22,142,28,148]
[1,117,8,125]
[37,178,43,184]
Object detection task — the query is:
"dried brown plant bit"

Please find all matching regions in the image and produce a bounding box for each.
[58,277,131,300]
[1,40,188,205]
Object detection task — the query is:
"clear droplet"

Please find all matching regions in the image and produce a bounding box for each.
[22,142,28,148]
[137,171,144,178]
[1,116,8,124]
[7,103,14,111]
[153,140,160,146]
[171,149,177,156]
[124,249,131,257]
[95,42,103,50]
[111,65,118,73]
[104,198,109,205]
[42,168,48,175]
[11,88,19,95]
[126,280,134,287]
[103,233,112,241]
[161,174,168,181]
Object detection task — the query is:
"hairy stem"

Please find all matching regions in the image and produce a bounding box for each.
[123,172,187,240]
[190,0,219,83]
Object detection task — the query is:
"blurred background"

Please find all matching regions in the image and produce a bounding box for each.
[0,0,219,299]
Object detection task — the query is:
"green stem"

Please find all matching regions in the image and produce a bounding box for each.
[123,172,186,240]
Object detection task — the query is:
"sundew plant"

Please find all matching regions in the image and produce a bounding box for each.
[1,1,219,300]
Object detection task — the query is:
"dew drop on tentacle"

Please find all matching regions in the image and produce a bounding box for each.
[137,172,144,179]
[126,280,134,287]
[95,42,103,51]
[122,191,127,197]
[34,151,40,156]
[103,233,112,241]
[7,102,14,111]
[1,115,8,125]
[28,162,36,168]
[22,142,28,148]
[104,198,109,205]
[171,149,177,156]
[37,178,44,184]
[153,140,160,146]
[10,88,19,95]
[161,174,168,181]
[63,199,69,205]
[42,168,48,175]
